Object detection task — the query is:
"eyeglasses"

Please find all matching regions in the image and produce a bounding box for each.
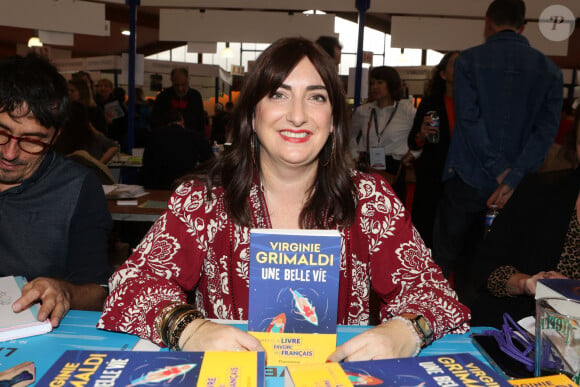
[0,130,54,155]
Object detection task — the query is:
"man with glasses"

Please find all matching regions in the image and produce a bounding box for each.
[0,54,112,328]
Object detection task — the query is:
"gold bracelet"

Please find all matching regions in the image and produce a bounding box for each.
[155,302,183,344]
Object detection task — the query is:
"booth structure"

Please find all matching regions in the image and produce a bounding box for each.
[53,55,232,103]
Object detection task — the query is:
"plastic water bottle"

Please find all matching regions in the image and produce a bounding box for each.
[426,111,440,143]
[484,205,499,237]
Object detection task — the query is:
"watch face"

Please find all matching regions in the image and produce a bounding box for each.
[415,316,433,342]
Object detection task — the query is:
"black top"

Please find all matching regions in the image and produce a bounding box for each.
[469,167,580,327]
[140,123,213,190]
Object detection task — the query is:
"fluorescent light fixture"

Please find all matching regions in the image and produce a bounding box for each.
[27,36,43,47]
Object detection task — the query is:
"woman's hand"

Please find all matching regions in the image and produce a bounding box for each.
[327,318,419,362]
[415,116,438,143]
[178,320,265,352]
[510,271,568,296]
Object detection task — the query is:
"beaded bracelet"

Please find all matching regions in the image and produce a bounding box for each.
[161,305,193,346]
[168,309,205,351]
[387,316,421,357]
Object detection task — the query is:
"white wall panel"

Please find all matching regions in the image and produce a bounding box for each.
[0,0,108,36]
[391,16,569,56]
[159,9,334,43]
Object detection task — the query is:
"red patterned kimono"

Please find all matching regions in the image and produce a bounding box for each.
[98,171,470,345]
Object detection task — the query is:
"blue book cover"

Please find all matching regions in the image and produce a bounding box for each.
[536,279,580,301]
[247,229,342,365]
[36,350,266,386]
[340,353,511,386]
[0,311,138,382]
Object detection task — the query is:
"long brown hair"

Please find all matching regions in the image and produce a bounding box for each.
[190,37,356,229]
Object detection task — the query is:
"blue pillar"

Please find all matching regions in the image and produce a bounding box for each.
[126,0,139,154]
[354,0,370,109]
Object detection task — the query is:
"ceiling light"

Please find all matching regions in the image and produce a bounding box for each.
[27,36,43,48]
[121,29,131,36]
[221,42,233,59]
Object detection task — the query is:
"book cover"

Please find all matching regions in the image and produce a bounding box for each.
[339,353,512,386]
[508,374,578,387]
[0,276,53,342]
[248,229,342,366]
[536,279,580,302]
[0,311,139,382]
[284,362,353,387]
[36,350,266,386]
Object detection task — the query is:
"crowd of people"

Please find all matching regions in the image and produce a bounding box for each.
[0,0,576,364]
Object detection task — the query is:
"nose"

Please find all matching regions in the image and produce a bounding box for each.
[286,98,307,127]
[2,138,20,161]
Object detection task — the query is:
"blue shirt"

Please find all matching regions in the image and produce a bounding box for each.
[0,151,112,284]
[444,30,563,195]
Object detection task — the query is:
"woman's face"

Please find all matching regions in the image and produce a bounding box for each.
[369,78,390,102]
[254,57,333,169]
[68,84,80,102]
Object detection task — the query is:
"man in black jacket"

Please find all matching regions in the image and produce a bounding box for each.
[150,67,206,136]
[141,109,212,190]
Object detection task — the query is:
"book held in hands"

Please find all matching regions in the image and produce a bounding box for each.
[248,229,342,366]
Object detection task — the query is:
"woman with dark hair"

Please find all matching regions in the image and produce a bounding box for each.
[351,66,417,203]
[68,78,108,135]
[54,101,118,164]
[407,51,460,248]
[98,38,468,359]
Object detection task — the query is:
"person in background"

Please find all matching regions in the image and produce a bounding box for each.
[134,87,151,148]
[315,35,342,70]
[0,54,112,327]
[469,108,579,327]
[95,79,128,153]
[407,51,459,248]
[210,102,231,145]
[98,37,469,359]
[140,109,212,190]
[150,67,206,135]
[54,101,119,165]
[432,0,563,286]
[351,66,417,203]
[68,78,108,135]
[72,70,96,101]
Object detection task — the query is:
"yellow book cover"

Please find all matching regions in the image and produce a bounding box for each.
[284,362,353,387]
[247,229,342,366]
[197,351,265,386]
[250,331,336,366]
[508,374,578,386]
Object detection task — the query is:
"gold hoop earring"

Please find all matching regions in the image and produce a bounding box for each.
[320,134,335,167]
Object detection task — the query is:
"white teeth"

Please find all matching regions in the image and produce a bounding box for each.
[281,131,309,138]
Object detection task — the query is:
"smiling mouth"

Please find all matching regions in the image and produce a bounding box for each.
[280,130,310,139]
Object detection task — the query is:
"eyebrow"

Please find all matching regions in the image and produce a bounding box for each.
[279,84,328,92]
[0,122,49,138]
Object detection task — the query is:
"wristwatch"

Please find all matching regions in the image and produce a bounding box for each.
[409,315,433,347]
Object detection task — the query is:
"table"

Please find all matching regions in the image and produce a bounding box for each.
[0,311,494,386]
[107,189,171,222]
